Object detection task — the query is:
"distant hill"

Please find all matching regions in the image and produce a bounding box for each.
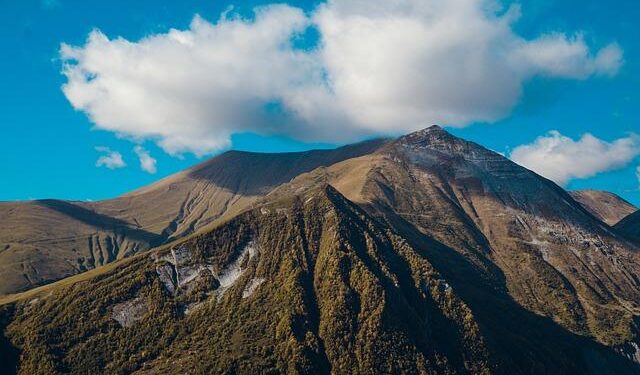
[569,190,637,225]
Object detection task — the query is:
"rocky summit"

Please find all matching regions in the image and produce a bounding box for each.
[2,126,640,374]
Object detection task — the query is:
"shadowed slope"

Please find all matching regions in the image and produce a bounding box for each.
[616,210,640,244]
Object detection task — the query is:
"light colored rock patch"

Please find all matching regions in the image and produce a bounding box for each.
[217,241,259,301]
[172,246,192,266]
[112,297,147,327]
[153,242,260,300]
[177,265,206,287]
[156,263,177,294]
[183,303,200,316]
[242,277,265,298]
[155,246,213,293]
[432,278,452,294]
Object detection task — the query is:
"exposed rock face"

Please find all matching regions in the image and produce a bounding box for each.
[242,277,265,298]
[154,241,260,302]
[570,190,637,225]
[216,241,258,300]
[112,297,147,327]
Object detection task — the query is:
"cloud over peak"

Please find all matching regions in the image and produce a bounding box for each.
[61,0,623,156]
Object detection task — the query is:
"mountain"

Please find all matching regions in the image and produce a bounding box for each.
[2,126,640,374]
[616,210,640,244]
[268,126,640,347]
[569,190,637,225]
[0,139,388,295]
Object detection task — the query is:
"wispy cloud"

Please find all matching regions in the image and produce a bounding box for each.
[134,146,157,174]
[61,0,623,156]
[510,131,640,186]
[42,0,60,9]
[95,146,126,169]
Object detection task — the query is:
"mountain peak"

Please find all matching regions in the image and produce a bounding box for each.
[403,124,449,138]
[397,125,459,145]
[393,124,499,163]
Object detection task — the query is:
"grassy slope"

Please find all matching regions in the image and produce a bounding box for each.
[2,186,637,374]
[0,139,389,295]
[569,190,637,226]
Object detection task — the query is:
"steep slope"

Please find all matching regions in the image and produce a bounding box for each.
[0,139,388,295]
[616,210,640,244]
[374,127,640,347]
[2,185,636,374]
[569,190,637,225]
[264,126,640,352]
[3,126,640,374]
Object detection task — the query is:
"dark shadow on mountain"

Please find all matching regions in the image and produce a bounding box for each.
[186,138,389,196]
[368,203,639,374]
[615,210,640,245]
[0,306,18,375]
[34,199,165,246]
[324,187,491,373]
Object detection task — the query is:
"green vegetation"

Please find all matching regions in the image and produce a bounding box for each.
[1,186,636,374]
[2,127,640,374]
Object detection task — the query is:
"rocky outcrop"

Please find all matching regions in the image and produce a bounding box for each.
[112,297,147,327]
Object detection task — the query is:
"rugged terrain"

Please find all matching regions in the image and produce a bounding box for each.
[2,126,640,374]
[0,139,387,295]
[569,190,637,226]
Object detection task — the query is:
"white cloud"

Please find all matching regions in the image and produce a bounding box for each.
[61,0,623,156]
[95,146,126,169]
[636,165,640,187]
[510,131,640,185]
[134,146,157,174]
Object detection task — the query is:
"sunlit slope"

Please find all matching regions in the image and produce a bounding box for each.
[0,139,388,295]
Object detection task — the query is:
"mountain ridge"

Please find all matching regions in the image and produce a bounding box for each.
[0,138,389,295]
[2,183,638,374]
[2,126,640,374]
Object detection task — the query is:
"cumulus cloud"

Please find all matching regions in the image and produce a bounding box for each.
[61,0,623,156]
[510,131,640,185]
[133,146,157,174]
[95,146,126,169]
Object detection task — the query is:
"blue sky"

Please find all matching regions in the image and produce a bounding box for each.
[1,0,639,206]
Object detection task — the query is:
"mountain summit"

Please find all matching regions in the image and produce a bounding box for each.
[2,127,640,374]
